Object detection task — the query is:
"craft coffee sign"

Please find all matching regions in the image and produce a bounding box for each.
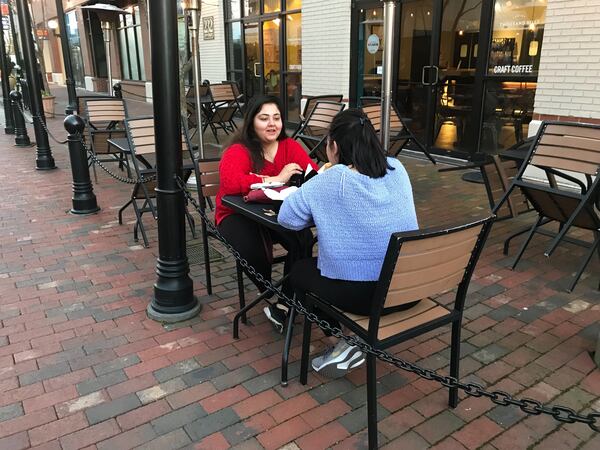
[493,64,533,74]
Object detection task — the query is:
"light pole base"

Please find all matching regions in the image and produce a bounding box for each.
[70,206,100,215]
[147,297,202,323]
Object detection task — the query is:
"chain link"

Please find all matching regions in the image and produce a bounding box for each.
[175,175,600,432]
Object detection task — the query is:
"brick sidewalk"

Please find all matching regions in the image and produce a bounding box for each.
[0,106,598,449]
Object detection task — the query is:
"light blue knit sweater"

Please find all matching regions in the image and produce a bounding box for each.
[278,157,418,281]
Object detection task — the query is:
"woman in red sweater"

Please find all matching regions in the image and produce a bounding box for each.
[216,96,318,332]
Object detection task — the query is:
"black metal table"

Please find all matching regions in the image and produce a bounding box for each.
[222,194,313,386]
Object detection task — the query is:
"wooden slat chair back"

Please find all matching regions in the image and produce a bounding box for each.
[301,94,343,122]
[121,117,196,247]
[294,101,345,162]
[296,217,495,450]
[209,83,236,103]
[195,160,221,202]
[360,101,436,164]
[84,98,127,126]
[493,121,600,292]
[82,98,129,181]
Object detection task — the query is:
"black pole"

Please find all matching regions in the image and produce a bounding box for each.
[64,115,100,214]
[9,90,31,146]
[55,0,77,115]
[7,0,22,69]
[0,11,15,134]
[147,0,199,322]
[15,0,55,170]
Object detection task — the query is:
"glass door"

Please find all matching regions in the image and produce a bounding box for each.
[262,18,281,97]
[396,0,437,147]
[357,6,384,100]
[244,22,261,100]
[433,0,482,154]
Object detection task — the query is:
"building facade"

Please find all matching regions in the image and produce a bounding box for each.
[27,0,600,160]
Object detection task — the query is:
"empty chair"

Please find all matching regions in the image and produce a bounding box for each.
[294,217,494,450]
[120,117,196,247]
[293,101,345,162]
[188,156,247,322]
[82,97,129,181]
[361,101,436,164]
[494,121,600,292]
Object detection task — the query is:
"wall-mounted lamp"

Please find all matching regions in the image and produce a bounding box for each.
[528,40,539,56]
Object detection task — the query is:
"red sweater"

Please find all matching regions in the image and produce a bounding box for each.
[215,138,318,225]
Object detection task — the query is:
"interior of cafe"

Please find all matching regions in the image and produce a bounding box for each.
[351,0,547,159]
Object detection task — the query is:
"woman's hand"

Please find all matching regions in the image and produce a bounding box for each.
[266,163,303,183]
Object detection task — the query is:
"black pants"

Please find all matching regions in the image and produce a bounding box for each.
[291,258,419,332]
[218,214,314,297]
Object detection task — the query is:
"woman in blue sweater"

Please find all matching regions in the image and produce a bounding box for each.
[277,109,419,377]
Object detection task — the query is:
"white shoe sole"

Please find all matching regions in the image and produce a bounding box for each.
[312,350,365,378]
[263,306,284,333]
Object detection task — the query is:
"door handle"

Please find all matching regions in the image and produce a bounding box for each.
[254,62,260,78]
[421,66,431,86]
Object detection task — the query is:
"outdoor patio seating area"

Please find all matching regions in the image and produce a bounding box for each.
[0,86,598,450]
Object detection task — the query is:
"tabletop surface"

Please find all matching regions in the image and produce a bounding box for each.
[107,137,130,152]
[222,195,282,231]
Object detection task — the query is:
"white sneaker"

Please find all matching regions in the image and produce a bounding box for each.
[311,339,365,378]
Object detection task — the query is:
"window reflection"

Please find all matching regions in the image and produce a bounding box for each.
[488,0,546,75]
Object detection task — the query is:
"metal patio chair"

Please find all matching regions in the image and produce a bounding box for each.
[187,156,246,321]
[494,121,600,292]
[82,97,129,182]
[292,100,345,162]
[292,94,344,135]
[289,217,494,450]
[119,116,196,247]
[361,100,436,164]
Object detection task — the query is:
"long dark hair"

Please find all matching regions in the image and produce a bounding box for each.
[329,109,393,178]
[229,95,287,172]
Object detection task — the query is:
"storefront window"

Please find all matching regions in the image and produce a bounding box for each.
[488,0,546,76]
[357,8,383,100]
[117,6,146,81]
[226,0,302,122]
[481,0,546,152]
[287,0,302,10]
[264,0,280,13]
[65,11,85,87]
[227,0,242,19]
[244,0,259,16]
[286,13,302,122]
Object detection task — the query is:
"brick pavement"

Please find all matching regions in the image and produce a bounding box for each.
[0,90,598,449]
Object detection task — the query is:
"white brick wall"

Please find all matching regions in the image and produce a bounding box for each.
[302,0,352,100]
[199,2,227,83]
[533,0,600,119]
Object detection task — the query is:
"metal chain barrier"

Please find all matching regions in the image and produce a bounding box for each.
[175,175,600,432]
[13,100,68,145]
[14,98,155,185]
[82,138,157,185]
[118,87,149,100]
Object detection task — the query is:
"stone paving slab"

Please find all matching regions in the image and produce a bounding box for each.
[0,91,598,449]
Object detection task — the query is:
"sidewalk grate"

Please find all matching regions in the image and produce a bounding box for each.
[187,239,224,265]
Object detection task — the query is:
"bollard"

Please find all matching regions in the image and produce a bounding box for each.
[113,82,122,99]
[64,115,100,215]
[9,90,31,147]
